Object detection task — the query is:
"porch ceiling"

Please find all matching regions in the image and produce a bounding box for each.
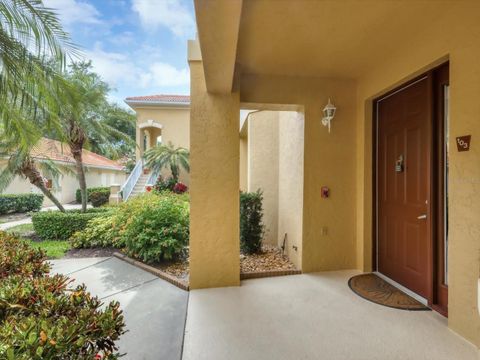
[236,0,454,80]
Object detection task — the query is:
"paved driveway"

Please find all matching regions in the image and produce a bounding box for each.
[49,257,188,360]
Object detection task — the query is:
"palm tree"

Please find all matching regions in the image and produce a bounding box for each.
[0,0,76,145]
[0,136,66,212]
[60,62,134,212]
[144,142,190,182]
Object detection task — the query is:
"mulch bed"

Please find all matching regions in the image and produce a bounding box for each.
[64,247,117,258]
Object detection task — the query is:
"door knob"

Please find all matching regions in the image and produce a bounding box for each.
[417,214,427,220]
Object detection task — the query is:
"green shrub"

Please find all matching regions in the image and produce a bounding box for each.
[75,186,110,203]
[0,231,49,279]
[0,194,44,215]
[32,208,111,241]
[240,190,265,254]
[90,189,110,207]
[0,232,125,359]
[122,193,189,263]
[71,213,120,249]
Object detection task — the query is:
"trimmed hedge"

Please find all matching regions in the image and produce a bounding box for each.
[0,194,44,215]
[90,189,110,207]
[75,186,110,203]
[0,231,125,359]
[32,208,111,240]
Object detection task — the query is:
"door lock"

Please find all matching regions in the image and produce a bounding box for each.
[417,214,427,220]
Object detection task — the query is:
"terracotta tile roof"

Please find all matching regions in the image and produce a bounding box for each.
[31,138,124,171]
[124,94,190,104]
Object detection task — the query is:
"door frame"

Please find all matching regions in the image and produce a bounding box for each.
[371,62,449,315]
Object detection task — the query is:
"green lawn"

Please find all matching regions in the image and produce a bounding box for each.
[6,223,34,237]
[7,223,70,259]
[28,240,70,259]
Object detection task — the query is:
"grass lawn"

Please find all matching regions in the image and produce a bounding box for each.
[7,223,70,259]
[28,240,70,259]
[5,223,34,237]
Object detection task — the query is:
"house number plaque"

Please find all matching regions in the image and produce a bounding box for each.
[456,135,471,152]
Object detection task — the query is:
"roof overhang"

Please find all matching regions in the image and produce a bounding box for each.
[125,100,190,109]
[194,0,460,89]
[193,0,243,94]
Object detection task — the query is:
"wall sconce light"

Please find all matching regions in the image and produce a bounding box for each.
[321,98,337,133]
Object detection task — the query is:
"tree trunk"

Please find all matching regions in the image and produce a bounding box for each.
[68,121,88,212]
[171,164,179,183]
[71,142,87,212]
[21,158,65,212]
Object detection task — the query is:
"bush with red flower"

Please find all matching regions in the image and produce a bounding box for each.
[173,182,188,194]
[154,176,188,194]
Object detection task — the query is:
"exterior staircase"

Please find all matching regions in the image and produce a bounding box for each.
[120,160,160,201]
[129,173,151,198]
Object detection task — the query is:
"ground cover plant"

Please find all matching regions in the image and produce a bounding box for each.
[0,231,125,359]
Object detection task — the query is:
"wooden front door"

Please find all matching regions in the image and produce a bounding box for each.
[376,76,432,299]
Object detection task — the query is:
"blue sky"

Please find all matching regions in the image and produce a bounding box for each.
[44,0,196,107]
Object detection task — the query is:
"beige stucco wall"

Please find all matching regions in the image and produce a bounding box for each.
[246,110,304,268]
[134,106,190,185]
[0,160,126,207]
[247,111,279,245]
[353,6,480,346]
[239,136,248,192]
[277,111,304,269]
[193,0,480,348]
[189,59,240,289]
[241,76,358,273]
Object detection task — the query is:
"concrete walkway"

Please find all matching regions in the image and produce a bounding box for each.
[0,204,89,230]
[49,258,478,360]
[49,257,188,360]
[184,271,478,360]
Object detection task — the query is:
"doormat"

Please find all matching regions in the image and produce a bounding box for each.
[348,273,430,311]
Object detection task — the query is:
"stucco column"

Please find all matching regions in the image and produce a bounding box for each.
[189,59,240,289]
[136,127,143,161]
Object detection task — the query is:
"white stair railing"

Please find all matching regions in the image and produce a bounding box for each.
[120,159,143,201]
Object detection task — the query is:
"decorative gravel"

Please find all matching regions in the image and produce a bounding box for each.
[154,245,296,282]
[240,245,296,273]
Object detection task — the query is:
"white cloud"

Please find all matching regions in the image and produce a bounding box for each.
[44,0,101,27]
[142,62,189,87]
[83,43,189,91]
[132,0,195,37]
[83,43,136,88]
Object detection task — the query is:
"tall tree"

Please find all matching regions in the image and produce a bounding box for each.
[89,103,136,160]
[144,142,190,183]
[60,62,133,212]
[0,0,76,144]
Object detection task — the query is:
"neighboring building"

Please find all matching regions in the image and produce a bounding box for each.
[187,0,480,349]
[0,138,126,206]
[125,94,190,187]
